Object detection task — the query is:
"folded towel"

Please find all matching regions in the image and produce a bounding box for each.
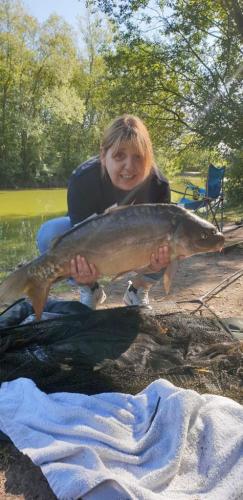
[0,378,242,500]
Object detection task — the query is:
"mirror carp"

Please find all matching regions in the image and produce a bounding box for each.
[0,204,224,319]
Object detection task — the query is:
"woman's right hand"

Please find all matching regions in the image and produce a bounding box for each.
[69,255,100,285]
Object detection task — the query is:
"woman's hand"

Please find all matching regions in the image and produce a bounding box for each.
[149,245,171,272]
[69,255,100,285]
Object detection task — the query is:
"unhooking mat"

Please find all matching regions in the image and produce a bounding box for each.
[0,299,242,403]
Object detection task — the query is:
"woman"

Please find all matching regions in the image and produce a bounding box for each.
[37,114,171,309]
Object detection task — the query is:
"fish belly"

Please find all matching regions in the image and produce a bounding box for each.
[83,243,155,276]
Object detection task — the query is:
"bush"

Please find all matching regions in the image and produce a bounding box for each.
[225,151,243,206]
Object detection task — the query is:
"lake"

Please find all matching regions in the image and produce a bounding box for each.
[0,178,201,280]
[0,189,67,279]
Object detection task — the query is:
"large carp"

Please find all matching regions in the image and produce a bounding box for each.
[0,204,224,319]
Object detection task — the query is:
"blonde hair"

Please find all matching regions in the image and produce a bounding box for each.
[100,114,154,177]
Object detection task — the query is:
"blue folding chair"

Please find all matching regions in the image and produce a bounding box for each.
[174,164,225,231]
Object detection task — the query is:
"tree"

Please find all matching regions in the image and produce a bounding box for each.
[91,0,243,152]
[71,8,114,161]
[0,0,38,185]
[0,1,85,186]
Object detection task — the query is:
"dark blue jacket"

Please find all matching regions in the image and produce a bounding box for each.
[68,156,171,226]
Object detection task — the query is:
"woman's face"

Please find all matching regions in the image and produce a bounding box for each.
[101,144,148,191]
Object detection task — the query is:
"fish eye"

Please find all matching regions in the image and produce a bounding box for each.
[201,232,208,239]
[212,228,217,235]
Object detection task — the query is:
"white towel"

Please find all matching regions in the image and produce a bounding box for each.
[0,377,242,500]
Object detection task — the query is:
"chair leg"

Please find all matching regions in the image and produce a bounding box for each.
[220,197,224,232]
[207,201,223,232]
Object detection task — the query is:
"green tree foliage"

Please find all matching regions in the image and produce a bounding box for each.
[225,150,243,206]
[1,0,242,206]
[0,0,37,185]
[97,0,243,148]
[0,0,111,187]
[91,0,243,202]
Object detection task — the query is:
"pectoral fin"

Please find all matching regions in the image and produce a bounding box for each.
[163,261,179,294]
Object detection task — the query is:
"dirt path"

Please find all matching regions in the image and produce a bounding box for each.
[0,225,242,499]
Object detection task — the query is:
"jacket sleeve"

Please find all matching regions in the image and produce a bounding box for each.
[150,167,171,204]
[158,181,171,203]
[67,172,98,226]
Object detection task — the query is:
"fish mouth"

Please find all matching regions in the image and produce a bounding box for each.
[195,242,224,254]
[177,239,224,257]
[208,239,225,252]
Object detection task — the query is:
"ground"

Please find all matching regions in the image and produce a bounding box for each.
[0,224,242,499]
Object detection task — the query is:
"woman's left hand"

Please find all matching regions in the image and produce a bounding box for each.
[149,245,171,272]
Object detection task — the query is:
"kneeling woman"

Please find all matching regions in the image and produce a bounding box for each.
[37,114,171,309]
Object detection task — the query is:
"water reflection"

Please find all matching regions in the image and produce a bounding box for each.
[0,189,67,279]
[0,214,67,278]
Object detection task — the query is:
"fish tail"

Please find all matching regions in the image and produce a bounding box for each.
[0,261,51,320]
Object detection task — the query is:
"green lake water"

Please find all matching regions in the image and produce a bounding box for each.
[0,189,67,279]
[0,179,201,280]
